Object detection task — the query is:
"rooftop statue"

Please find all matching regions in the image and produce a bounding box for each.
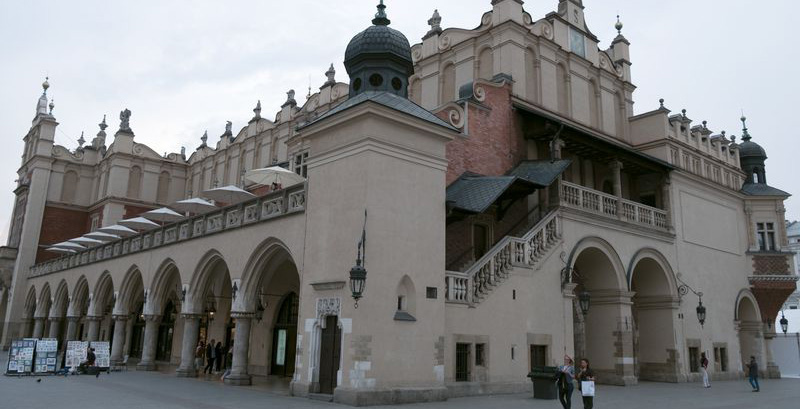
[119,108,132,132]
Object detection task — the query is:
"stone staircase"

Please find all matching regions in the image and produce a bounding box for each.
[445,210,562,305]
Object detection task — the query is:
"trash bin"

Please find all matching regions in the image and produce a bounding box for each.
[528,366,559,400]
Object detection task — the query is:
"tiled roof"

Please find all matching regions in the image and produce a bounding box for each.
[446,173,537,214]
[508,160,572,186]
[740,183,791,197]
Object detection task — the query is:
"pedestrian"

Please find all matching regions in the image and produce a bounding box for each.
[557,355,575,409]
[746,356,759,392]
[576,358,595,409]
[204,339,216,374]
[214,341,223,372]
[700,352,710,388]
[195,341,205,370]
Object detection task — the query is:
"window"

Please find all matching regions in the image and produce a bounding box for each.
[475,343,486,367]
[688,347,699,373]
[530,345,547,368]
[294,151,309,178]
[426,287,437,299]
[397,295,406,311]
[455,343,471,382]
[757,223,776,251]
[714,347,728,372]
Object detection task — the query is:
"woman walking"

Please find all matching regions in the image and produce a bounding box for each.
[576,358,596,409]
[557,355,575,409]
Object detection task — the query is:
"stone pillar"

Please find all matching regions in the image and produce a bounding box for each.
[225,312,253,385]
[563,283,578,358]
[176,313,202,377]
[582,159,594,189]
[610,160,624,218]
[47,317,61,339]
[65,316,80,341]
[137,315,161,371]
[32,317,45,338]
[661,174,673,229]
[110,315,128,365]
[86,316,102,341]
[763,325,781,378]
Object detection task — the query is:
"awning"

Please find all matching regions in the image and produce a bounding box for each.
[446,173,539,215]
[508,160,572,186]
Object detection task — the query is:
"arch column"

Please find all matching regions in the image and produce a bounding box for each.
[586,289,637,385]
[137,315,161,371]
[176,313,203,377]
[65,316,80,342]
[225,312,253,386]
[563,283,578,358]
[85,316,102,341]
[110,315,128,365]
[32,317,45,338]
[47,317,61,339]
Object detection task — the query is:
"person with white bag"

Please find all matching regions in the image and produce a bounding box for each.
[576,358,596,409]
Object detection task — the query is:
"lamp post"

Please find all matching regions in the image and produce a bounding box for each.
[780,310,789,334]
[677,273,705,327]
[578,290,591,315]
[349,210,368,308]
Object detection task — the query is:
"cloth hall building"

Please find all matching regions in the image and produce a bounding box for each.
[0,0,795,405]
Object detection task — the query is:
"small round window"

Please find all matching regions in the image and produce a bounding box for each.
[353,78,362,92]
[391,77,402,91]
[369,74,383,87]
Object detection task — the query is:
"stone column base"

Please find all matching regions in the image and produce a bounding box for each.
[224,373,252,386]
[175,367,197,377]
[334,386,448,406]
[136,362,157,371]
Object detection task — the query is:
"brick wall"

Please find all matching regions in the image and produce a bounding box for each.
[123,204,154,219]
[36,206,89,263]
[751,254,791,275]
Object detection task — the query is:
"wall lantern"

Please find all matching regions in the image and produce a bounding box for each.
[349,210,368,308]
[205,297,217,322]
[578,291,591,315]
[780,311,789,334]
[231,282,238,300]
[696,300,706,327]
[255,297,265,322]
[677,273,706,327]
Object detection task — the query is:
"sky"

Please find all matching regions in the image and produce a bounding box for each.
[0,0,798,245]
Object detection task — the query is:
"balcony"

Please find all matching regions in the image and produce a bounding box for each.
[559,181,669,231]
[29,183,307,278]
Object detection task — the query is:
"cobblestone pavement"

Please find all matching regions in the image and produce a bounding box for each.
[2,357,799,409]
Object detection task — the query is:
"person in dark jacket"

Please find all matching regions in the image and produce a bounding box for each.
[214,342,223,372]
[204,339,216,374]
[746,356,759,392]
[576,358,595,409]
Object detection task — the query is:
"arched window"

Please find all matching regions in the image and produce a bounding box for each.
[440,63,456,105]
[156,171,170,203]
[478,47,493,80]
[61,170,79,204]
[395,276,416,321]
[127,166,142,199]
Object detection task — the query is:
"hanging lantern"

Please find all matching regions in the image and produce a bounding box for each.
[255,297,265,322]
[696,300,706,327]
[349,262,367,307]
[780,312,789,334]
[578,291,590,315]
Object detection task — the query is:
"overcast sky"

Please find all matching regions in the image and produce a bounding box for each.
[0,0,798,245]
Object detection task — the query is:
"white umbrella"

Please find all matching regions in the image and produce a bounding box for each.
[69,237,105,247]
[45,247,77,254]
[202,185,256,204]
[98,224,138,237]
[142,207,184,223]
[245,166,305,188]
[84,231,121,241]
[172,197,217,214]
[119,217,160,231]
[51,241,86,251]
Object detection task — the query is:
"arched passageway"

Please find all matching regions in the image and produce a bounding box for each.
[736,294,764,373]
[139,260,182,371]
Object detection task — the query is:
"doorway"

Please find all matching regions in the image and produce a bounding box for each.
[271,293,299,377]
[318,315,341,394]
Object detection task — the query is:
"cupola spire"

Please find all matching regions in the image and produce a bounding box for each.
[740,115,751,141]
[373,0,390,26]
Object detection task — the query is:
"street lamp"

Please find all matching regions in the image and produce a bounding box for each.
[780,311,789,334]
[696,300,706,327]
[677,273,706,327]
[578,291,591,315]
[205,297,217,322]
[349,210,368,308]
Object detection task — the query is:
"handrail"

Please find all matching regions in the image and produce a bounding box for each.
[560,181,669,230]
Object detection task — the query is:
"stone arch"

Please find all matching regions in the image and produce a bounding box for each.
[735,289,762,322]
[69,276,90,317]
[36,282,52,318]
[149,258,182,315]
[567,236,627,290]
[626,248,678,296]
[91,271,115,317]
[239,238,297,312]
[735,289,764,370]
[50,279,70,317]
[188,249,230,313]
[396,275,416,316]
[116,265,144,315]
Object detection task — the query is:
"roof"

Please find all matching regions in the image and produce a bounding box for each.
[740,183,791,197]
[344,24,412,68]
[508,160,572,186]
[446,173,538,214]
[299,91,455,130]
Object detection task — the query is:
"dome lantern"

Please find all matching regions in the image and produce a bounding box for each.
[737,116,769,185]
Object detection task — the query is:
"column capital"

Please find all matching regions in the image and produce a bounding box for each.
[609,158,624,170]
[231,311,255,320]
[48,316,62,322]
[66,315,81,322]
[143,314,162,322]
[85,315,103,322]
[180,313,204,320]
[562,283,578,297]
[112,314,129,322]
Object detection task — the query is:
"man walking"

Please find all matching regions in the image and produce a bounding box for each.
[204,339,216,374]
[701,352,710,388]
[746,356,760,392]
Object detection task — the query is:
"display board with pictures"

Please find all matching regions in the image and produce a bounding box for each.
[5,339,36,375]
[34,338,59,373]
[64,341,88,369]
[89,341,110,369]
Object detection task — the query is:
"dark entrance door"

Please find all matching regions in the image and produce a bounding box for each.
[129,305,145,358]
[271,293,299,377]
[318,315,341,394]
[155,301,176,361]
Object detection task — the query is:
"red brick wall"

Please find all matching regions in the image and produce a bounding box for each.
[123,205,154,219]
[438,83,525,185]
[36,206,89,263]
[751,254,791,275]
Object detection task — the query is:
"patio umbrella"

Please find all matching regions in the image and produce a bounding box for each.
[202,185,256,204]
[245,166,305,188]
[68,237,105,247]
[84,231,122,241]
[142,207,184,223]
[50,241,86,251]
[45,247,77,254]
[118,217,160,231]
[98,224,138,237]
[172,197,217,214]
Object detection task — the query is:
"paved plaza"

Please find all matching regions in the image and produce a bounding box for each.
[2,356,799,409]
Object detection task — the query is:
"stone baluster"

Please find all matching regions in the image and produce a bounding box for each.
[110,315,128,365]
[137,315,161,371]
[225,312,253,385]
[176,313,203,377]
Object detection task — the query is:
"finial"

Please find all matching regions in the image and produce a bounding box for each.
[48,98,55,114]
[702,120,707,129]
[681,109,687,119]
[721,130,726,137]
[615,15,623,35]
[740,115,751,141]
[429,9,442,32]
[201,130,208,146]
[373,0,390,26]
[324,63,336,86]
[659,98,664,108]
[77,132,85,147]
[181,146,186,158]
[42,76,50,93]
[730,135,736,143]
[253,100,262,120]
[99,114,108,132]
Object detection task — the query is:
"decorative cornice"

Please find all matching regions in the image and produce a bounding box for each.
[310,281,346,291]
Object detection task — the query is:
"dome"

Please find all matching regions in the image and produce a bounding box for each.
[737,139,766,159]
[344,24,413,73]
